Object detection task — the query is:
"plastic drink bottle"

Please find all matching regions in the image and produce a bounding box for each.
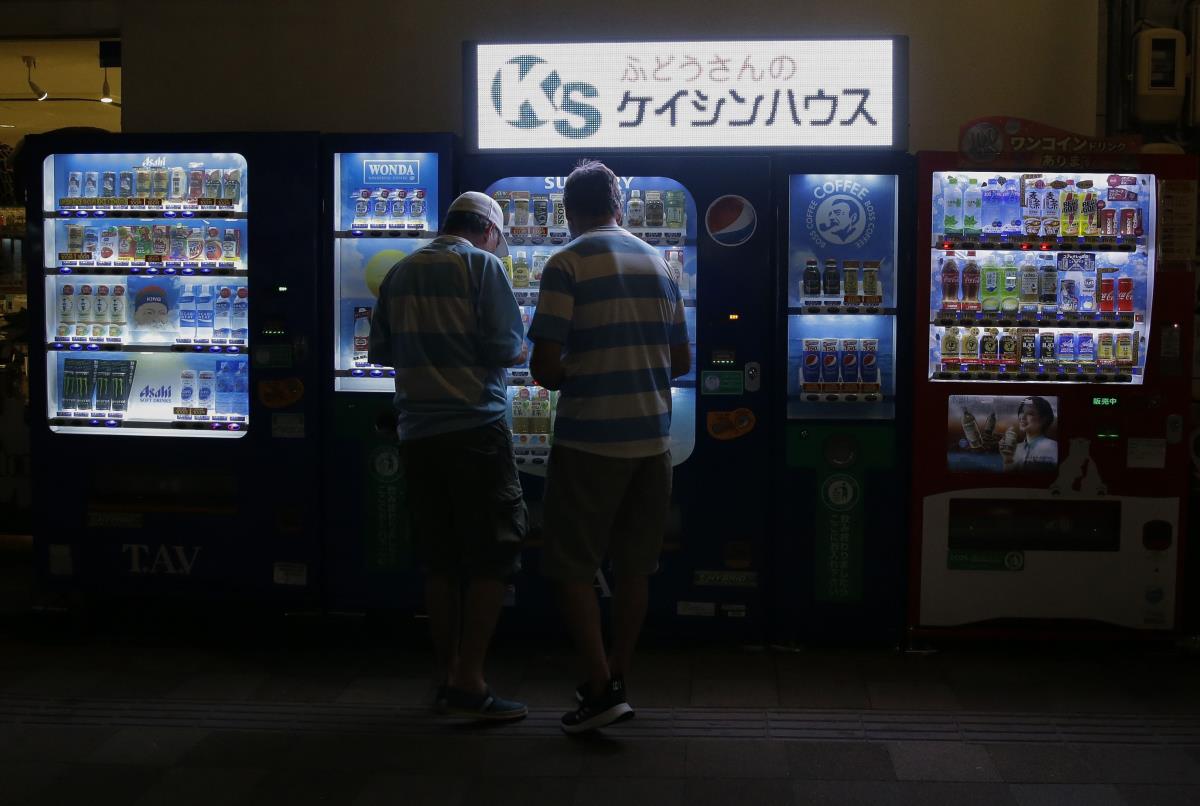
[962,178,983,236]
[942,176,963,235]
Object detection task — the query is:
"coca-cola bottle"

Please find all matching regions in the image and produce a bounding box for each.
[940,253,960,311]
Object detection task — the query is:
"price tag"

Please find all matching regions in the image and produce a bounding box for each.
[145,254,164,264]
[58,252,91,262]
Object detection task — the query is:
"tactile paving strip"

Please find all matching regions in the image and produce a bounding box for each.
[1,695,1198,744]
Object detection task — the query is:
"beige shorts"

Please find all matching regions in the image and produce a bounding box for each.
[541,445,672,582]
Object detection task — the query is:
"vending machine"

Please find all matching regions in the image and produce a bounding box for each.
[909,149,1196,638]
[25,132,322,599]
[773,154,913,643]
[320,134,455,610]
[459,154,771,633]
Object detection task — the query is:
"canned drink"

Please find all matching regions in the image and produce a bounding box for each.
[1003,427,1019,451]
[1020,331,1038,360]
[83,171,99,197]
[1000,332,1018,361]
[862,261,883,305]
[1119,208,1139,236]
[135,168,151,196]
[169,231,188,260]
[101,171,117,197]
[1057,332,1076,360]
[1040,332,1056,361]
[388,190,407,224]
[1100,208,1117,235]
[980,330,998,361]
[842,261,861,305]
[1077,333,1096,362]
[531,194,549,226]
[76,284,94,323]
[1116,333,1134,364]
[187,165,205,199]
[801,339,822,385]
[860,339,879,383]
[150,168,169,198]
[410,188,428,223]
[151,224,169,256]
[222,169,241,200]
[372,189,390,222]
[186,232,204,260]
[66,223,84,251]
[820,339,840,383]
[940,326,960,359]
[168,167,186,200]
[67,171,83,197]
[99,227,118,261]
[1097,332,1115,362]
[204,236,223,261]
[1079,274,1097,312]
[1059,279,1079,312]
[1098,277,1115,312]
[58,284,75,323]
[822,259,840,298]
[117,226,135,259]
[203,169,223,198]
[839,339,860,385]
[1117,277,1134,312]
[118,171,134,197]
[222,228,241,259]
[93,285,110,324]
[82,227,98,256]
[550,193,566,228]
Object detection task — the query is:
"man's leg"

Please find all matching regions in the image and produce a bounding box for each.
[561,579,610,696]
[609,573,649,679]
[424,574,461,687]
[451,577,506,694]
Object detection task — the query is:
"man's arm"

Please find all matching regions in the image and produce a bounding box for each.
[667,283,690,379]
[530,340,565,391]
[527,257,575,390]
[476,256,525,368]
[366,275,392,367]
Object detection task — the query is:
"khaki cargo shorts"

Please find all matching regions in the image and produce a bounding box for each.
[541,444,672,582]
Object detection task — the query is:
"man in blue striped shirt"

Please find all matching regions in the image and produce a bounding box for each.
[530,161,690,733]
[369,191,528,722]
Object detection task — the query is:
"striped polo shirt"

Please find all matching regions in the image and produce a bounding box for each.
[368,235,524,441]
[529,225,687,458]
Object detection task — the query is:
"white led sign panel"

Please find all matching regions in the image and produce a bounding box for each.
[472,40,898,151]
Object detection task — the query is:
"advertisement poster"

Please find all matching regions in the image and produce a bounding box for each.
[335,238,432,369]
[947,394,1059,473]
[334,152,440,233]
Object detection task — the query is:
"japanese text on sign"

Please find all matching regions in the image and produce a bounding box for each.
[474,40,898,150]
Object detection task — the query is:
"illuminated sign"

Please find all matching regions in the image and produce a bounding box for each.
[1091,396,1119,407]
[468,39,904,151]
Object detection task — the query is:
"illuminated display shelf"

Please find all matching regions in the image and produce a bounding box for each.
[336,229,436,239]
[47,342,245,353]
[48,264,244,276]
[931,234,1141,252]
[931,368,1135,383]
[931,313,1138,328]
[788,306,896,316]
[47,208,244,220]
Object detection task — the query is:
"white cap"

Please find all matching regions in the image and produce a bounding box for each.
[446,191,508,258]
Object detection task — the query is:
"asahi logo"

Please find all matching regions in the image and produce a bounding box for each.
[806,178,878,250]
[138,384,172,403]
[491,55,602,139]
[363,160,419,186]
[123,544,201,575]
[141,155,167,168]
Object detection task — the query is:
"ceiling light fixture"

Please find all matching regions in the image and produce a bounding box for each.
[23,56,48,101]
[99,68,112,103]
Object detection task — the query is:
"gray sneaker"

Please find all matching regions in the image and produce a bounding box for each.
[444,686,528,722]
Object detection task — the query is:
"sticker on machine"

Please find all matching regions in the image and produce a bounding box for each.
[705,195,756,247]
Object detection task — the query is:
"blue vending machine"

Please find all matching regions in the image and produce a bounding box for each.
[320,135,455,611]
[25,132,322,601]
[773,155,914,643]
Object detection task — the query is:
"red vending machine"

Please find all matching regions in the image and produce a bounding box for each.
[909,139,1195,639]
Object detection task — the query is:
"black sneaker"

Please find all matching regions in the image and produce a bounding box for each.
[574,681,588,703]
[561,676,634,734]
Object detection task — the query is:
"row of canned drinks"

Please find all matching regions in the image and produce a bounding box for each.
[65,166,241,202]
[350,187,428,229]
[801,338,880,390]
[65,223,242,263]
[940,327,1139,366]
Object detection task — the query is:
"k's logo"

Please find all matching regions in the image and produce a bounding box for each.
[490,55,602,139]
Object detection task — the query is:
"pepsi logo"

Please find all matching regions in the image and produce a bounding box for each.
[823,355,838,367]
[804,355,819,366]
[842,354,858,366]
[862,354,878,367]
[705,195,757,247]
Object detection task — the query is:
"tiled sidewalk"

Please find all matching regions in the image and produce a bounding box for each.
[1,618,1199,806]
